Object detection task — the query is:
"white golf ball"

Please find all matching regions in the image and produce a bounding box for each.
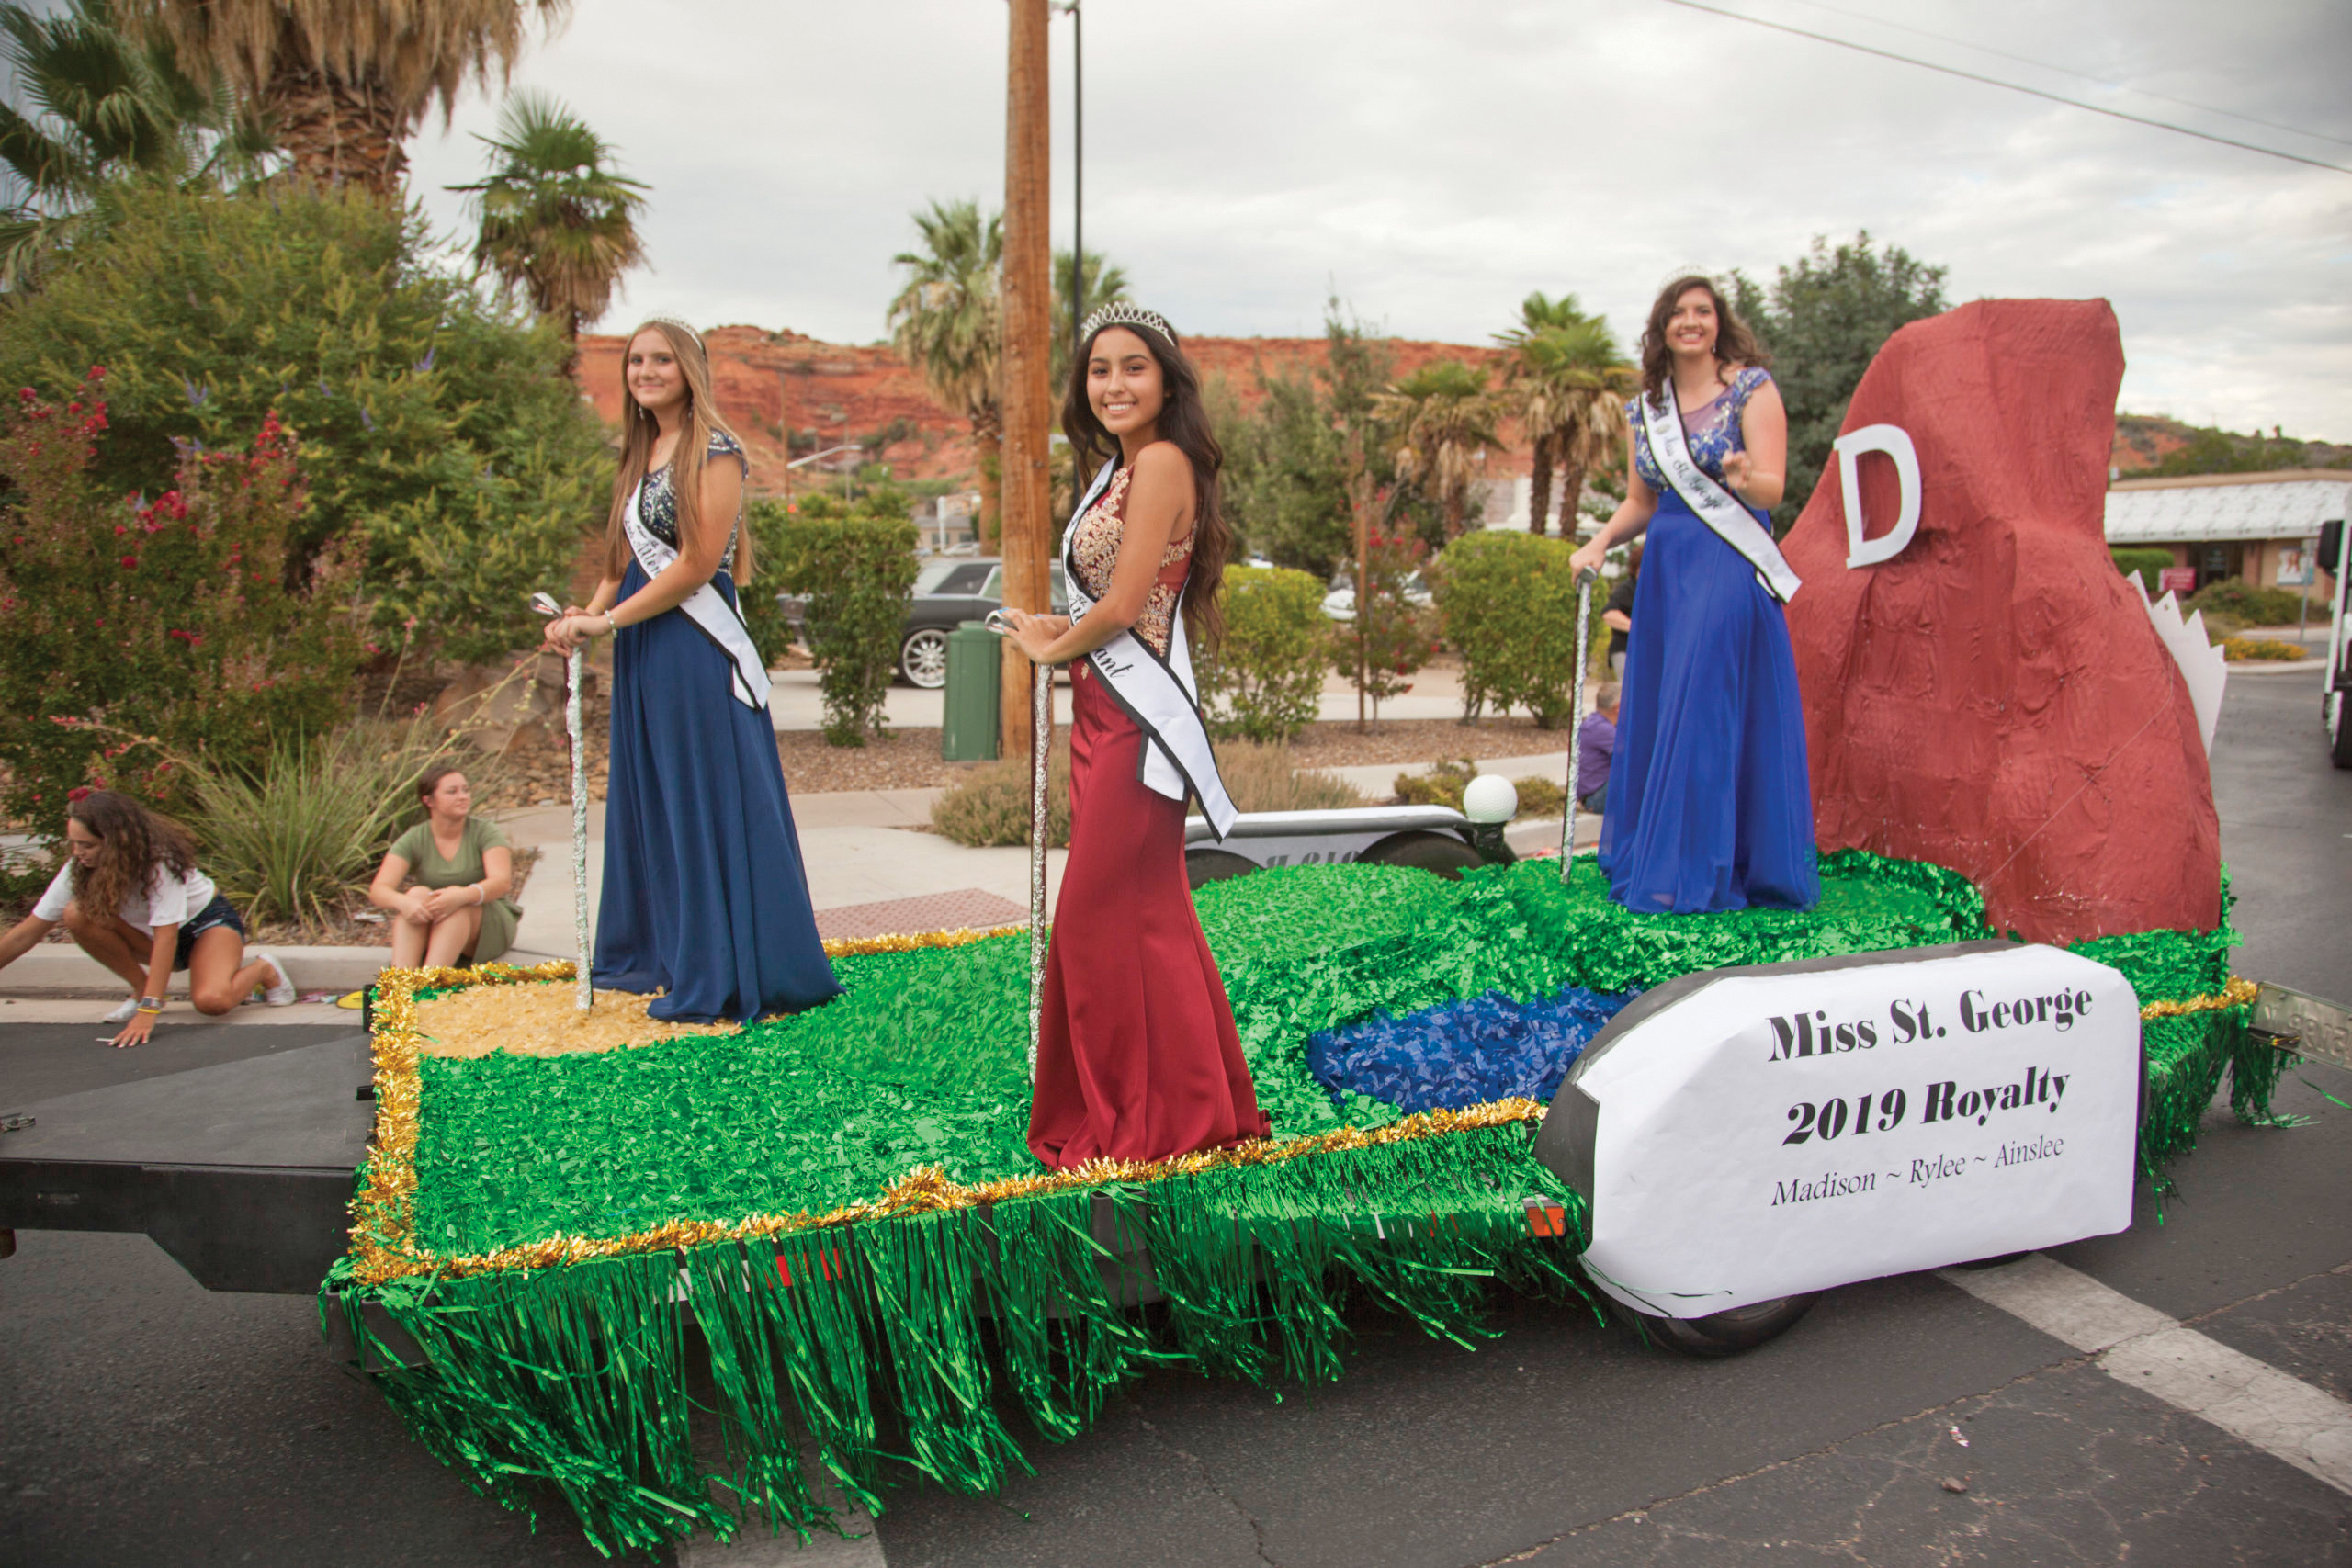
[1462,773,1520,825]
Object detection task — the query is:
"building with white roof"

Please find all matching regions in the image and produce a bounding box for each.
[2104,469,2350,598]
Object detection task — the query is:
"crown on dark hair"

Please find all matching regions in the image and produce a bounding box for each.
[1080,300,1179,346]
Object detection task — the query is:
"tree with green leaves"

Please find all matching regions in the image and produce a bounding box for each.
[1494,290,1632,536]
[1050,244,1127,389]
[0,177,609,663]
[0,0,268,285]
[888,197,1002,541]
[447,88,645,367]
[1375,359,1503,540]
[124,0,571,196]
[1218,297,1399,574]
[1730,231,1948,532]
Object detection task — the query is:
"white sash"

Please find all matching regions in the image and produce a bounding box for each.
[1063,457,1238,840]
[1640,386,1802,604]
[622,479,772,710]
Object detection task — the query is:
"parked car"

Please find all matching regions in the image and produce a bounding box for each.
[777,557,1069,689]
[1321,569,1434,622]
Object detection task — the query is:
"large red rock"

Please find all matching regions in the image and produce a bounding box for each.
[1781,299,2220,943]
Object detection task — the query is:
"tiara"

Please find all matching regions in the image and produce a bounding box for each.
[646,313,703,347]
[1080,299,1178,346]
[1656,265,1724,293]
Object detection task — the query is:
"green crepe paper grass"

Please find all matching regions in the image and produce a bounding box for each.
[339,852,2272,1556]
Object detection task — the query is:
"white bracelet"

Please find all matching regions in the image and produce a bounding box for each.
[474,885,485,906]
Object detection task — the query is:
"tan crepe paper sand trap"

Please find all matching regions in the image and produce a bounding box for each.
[413,982,739,1059]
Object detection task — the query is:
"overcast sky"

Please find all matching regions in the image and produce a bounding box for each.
[400,0,2352,437]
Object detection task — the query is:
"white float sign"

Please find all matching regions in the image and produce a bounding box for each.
[1535,942,2140,1318]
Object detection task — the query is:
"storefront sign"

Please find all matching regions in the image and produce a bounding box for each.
[2160,567,2199,596]
[1536,942,2139,1318]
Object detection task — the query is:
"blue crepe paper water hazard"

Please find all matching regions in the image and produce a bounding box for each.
[1306,986,1635,1114]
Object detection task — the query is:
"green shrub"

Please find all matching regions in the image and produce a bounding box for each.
[738,497,797,667]
[183,709,466,933]
[772,506,918,746]
[2188,578,2306,627]
[929,742,1072,847]
[928,738,1363,848]
[2110,547,2172,593]
[2222,637,2305,662]
[1197,565,1329,741]
[1214,739,1366,812]
[0,179,609,664]
[1394,757,1564,820]
[1431,531,1585,727]
[0,378,363,825]
[2199,611,2247,646]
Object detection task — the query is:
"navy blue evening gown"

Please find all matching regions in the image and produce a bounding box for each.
[595,432,842,1021]
[1596,369,1818,914]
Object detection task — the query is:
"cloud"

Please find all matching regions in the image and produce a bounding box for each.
[402,0,2352,434]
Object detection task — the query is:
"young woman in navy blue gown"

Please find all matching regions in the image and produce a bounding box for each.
[544,318,840,1021]
[1568,276,1818,914]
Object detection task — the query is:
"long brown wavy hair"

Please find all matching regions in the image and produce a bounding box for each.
[1059,318,1231,649]
[67,790,198,926]
[605,319,754,582]
[1637,276,1771,406]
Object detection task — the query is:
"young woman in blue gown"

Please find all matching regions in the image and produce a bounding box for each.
[1569,276,1818,914]
[544,318,841,1021]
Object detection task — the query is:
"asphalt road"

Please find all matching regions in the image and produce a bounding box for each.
[3,672,2347,1567]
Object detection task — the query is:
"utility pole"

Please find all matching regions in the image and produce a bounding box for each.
[1067,0,1082,357]
[1001,0,1054,760]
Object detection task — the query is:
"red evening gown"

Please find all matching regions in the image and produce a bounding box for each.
[1025,462,1272,1169]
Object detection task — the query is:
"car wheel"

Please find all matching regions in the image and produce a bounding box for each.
[1185,849,1260,891]
[1359,829,1485,879]
[1623,1294,1818,1359]
[901,627,950,689]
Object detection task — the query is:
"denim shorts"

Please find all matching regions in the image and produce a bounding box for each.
[172,894,246,970]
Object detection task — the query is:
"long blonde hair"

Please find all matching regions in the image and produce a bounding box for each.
[605,319,754,581]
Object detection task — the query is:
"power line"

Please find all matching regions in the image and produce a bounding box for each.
[1784,0,2352,151]
[1655,0,2352,176]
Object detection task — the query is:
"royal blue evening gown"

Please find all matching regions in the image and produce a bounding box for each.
[596,431,842,1021]
[1597,368,1818,914]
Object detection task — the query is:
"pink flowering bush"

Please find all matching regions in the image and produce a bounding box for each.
[0,369,363,824]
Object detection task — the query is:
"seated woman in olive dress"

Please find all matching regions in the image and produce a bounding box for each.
[368,765,521,968]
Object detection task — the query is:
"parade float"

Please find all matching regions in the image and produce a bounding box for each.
[299,299,2297,1555]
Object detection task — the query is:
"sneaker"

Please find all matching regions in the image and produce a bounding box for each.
[100,995,141,1025]
[253,951,297,1007]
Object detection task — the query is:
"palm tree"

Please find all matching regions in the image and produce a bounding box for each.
[1049,245,1128,389]
[123,0,571,196]
[447,89,644,367]
[0,0,266,284]
[1374,359,1503,539]
[889,197,1003,542]
[1495,291,1633,536]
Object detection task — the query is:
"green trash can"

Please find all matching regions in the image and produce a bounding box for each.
[941,620,1001,761]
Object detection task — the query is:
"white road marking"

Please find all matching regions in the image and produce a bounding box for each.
[1941,1253,2352,1495]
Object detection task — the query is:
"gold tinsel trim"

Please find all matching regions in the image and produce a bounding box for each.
[820,923,1028,959]
[2138,976,2258,1019]
[355,1096,1545,1286]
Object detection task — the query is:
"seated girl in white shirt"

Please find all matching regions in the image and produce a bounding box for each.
[0,791,293,1046]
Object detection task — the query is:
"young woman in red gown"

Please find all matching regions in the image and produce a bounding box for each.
[1003,305,1272,1169]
